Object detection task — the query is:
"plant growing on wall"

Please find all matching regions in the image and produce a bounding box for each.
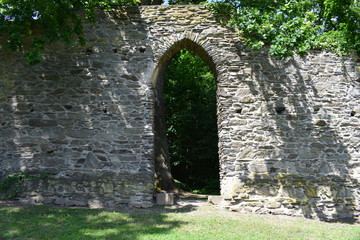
[0,172,50,199]
[0,172,30,199]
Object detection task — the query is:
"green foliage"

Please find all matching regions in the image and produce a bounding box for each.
[1,0,358,63]
[0,0,138,64]
[174,178,220,195]
[207,0,360,58]
[168,0,206,5]
[164,50,219,194]
[0,172,30,199]
[0,172,50,199]
[191,178,220,195]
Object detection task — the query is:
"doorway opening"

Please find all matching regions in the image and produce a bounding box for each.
[163,49,219,195]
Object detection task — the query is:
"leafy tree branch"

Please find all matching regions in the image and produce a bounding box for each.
[207,0,360,58]
[0,0,138,64]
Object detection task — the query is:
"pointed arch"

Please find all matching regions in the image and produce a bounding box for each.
[152,38,219,192]
[152,38,218,88]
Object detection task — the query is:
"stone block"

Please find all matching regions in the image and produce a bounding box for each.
[265,200,281,209]
[208,195,223,205]
[156,193,174,205]
[28,119,58,127]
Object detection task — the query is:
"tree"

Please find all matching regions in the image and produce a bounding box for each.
[207,0,360,58]
[141,0,163,5]
[1,1,359,64]
[164,50,219,194]
[0,0,138,64]
[168,0,206,5]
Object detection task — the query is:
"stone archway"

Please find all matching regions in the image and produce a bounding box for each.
[0,5,358,220]
[151,38,218,192]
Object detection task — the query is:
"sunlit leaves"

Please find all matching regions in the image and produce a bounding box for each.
[208,0,360,58]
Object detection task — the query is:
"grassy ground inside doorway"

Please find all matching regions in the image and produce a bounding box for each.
[0,201,359,240]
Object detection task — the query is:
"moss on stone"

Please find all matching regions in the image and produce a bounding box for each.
[304,186,318,198]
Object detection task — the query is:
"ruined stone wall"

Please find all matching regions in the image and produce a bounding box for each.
[219,50,360,221]
[0,5,359,221]
[0,7,158,208]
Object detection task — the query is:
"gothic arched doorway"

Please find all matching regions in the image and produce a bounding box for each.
[152,39,219,194]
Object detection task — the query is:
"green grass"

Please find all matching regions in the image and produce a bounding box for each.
[0,203,359,240]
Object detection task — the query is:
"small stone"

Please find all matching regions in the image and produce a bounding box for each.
[314,119,327,126]
[208,195,223,205]
[265,200,281,209]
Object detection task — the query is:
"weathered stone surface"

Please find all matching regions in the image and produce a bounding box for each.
[208,195,223,205]
[156,192,174,205]
[0,5,359,221]
[28,119,58,127]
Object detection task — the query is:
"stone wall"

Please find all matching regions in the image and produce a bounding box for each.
[0,5,359,221]
[218,51,360,221]
[0,7,158,208]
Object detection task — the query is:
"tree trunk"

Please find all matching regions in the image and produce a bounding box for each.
[153,76,176,192]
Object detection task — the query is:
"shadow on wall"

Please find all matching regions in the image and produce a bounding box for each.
[0,8,155,208]
[240,50,359,222]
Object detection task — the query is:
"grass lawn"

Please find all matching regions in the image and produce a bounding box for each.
[0,202,359,240]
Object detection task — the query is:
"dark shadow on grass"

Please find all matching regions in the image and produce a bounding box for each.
[0,202,199,239]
